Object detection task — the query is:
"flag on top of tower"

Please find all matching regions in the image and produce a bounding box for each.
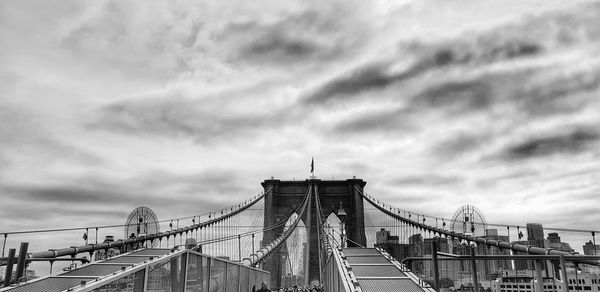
[311,157,314,174]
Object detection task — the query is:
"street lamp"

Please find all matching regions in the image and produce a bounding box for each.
[337,202,347,248]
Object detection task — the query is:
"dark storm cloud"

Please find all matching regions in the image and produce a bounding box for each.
[221,7,367,65]
[0,105,105,168]
[236,30,319,63]
[387,174,463,187]
[89,97,282,144]
[303,62,430,105]
[514,69,600,116]
[0,167,255,231]
[130,168,254,200]
[302,22,548,106]
[303,2,600,108]
[501,128,599,160]
[412,79,492,112]
[0,204,129,223]
[333,108,412,134]
[3,184,151,205]
[474,168,540,188]
[430,131,491,159]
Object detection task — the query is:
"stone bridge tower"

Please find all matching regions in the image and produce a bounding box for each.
[261,178,367,287]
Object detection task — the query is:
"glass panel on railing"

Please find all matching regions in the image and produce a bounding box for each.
[261,272,269,290]
[186,254,209,291]
[146,254,185,292]
[209,258,226,292]
[240,267,250,292]
[227,263,240,292]
[250,269,258,291]
[92,269,145,292]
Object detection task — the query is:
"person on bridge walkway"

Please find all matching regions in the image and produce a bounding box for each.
[257,282,271,292]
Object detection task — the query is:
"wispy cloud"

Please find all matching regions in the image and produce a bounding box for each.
[500,127,599,160]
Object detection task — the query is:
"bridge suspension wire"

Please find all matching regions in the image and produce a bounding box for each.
[5,188,271,262]
[198,212,286,251]
[314,183,328,281]
[199,200,270,259]
[357,187,600,266]
[242,182,312,267]
[363,203,600,235]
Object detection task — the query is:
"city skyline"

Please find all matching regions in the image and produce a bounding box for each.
[1,0,600,257]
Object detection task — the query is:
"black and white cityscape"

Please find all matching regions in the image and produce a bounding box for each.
[1,0,600,291]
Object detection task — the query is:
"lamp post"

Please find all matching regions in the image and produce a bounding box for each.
[337,202,347,248]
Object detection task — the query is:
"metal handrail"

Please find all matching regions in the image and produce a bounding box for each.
[357,187,600,266]
[10,188,269,261]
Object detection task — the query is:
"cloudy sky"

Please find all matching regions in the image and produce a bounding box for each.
[1,0,600,256]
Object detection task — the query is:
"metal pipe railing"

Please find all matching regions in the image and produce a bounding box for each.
[358,187,600,266]
[16,188,269,261]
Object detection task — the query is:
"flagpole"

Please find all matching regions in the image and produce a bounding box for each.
[310,157,314,179]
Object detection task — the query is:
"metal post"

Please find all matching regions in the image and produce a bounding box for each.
[238,235,242,262]
[252,233,255,254]
[593,232,597,255]
[305,183,312,285]
[574,265,580,292]
[534,260,544,292]
[559,255,568,292]
[3,248,16,287]
[470,245,480,292]
[183,253,189,292]
[177,219,181,245]
[15,242,29,283]
[432,239,440,292]
[1,234,6,257]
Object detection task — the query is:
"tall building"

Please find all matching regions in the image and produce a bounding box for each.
[485,229,512,274]
[547,233,561,244]
[376,228,390,244]
[422,237,457,283]
[492,271,600,292]
[409,234,424,274]
[512,225,564,275]
[374,228,409,262]
[526,223,545,248]
[547,233,574,252]
[583,241,600,255]
[423,237,449,255]
[512,240,531,271]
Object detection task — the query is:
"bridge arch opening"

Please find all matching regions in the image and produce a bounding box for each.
[262,178,366,287]
[283,212,307,287]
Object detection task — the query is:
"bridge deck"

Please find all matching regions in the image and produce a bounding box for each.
[341,248,435,292]
[2,248,271,292]
[1,248,172,292]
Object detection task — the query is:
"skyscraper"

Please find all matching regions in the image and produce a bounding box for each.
[547,233,561,244]
[526,223,545,247]
[376,228,390,244]
[409,234,424,274]
[547,232,574,252]
[583,241,600,255]
[485,229,511,274]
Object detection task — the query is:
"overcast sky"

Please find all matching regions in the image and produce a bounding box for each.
[1,0,600,256]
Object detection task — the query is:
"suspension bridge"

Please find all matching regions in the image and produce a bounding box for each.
[1,178,599,292]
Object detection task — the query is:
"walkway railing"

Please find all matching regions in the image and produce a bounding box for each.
[357,187,600,265]
[1,246,270,292]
